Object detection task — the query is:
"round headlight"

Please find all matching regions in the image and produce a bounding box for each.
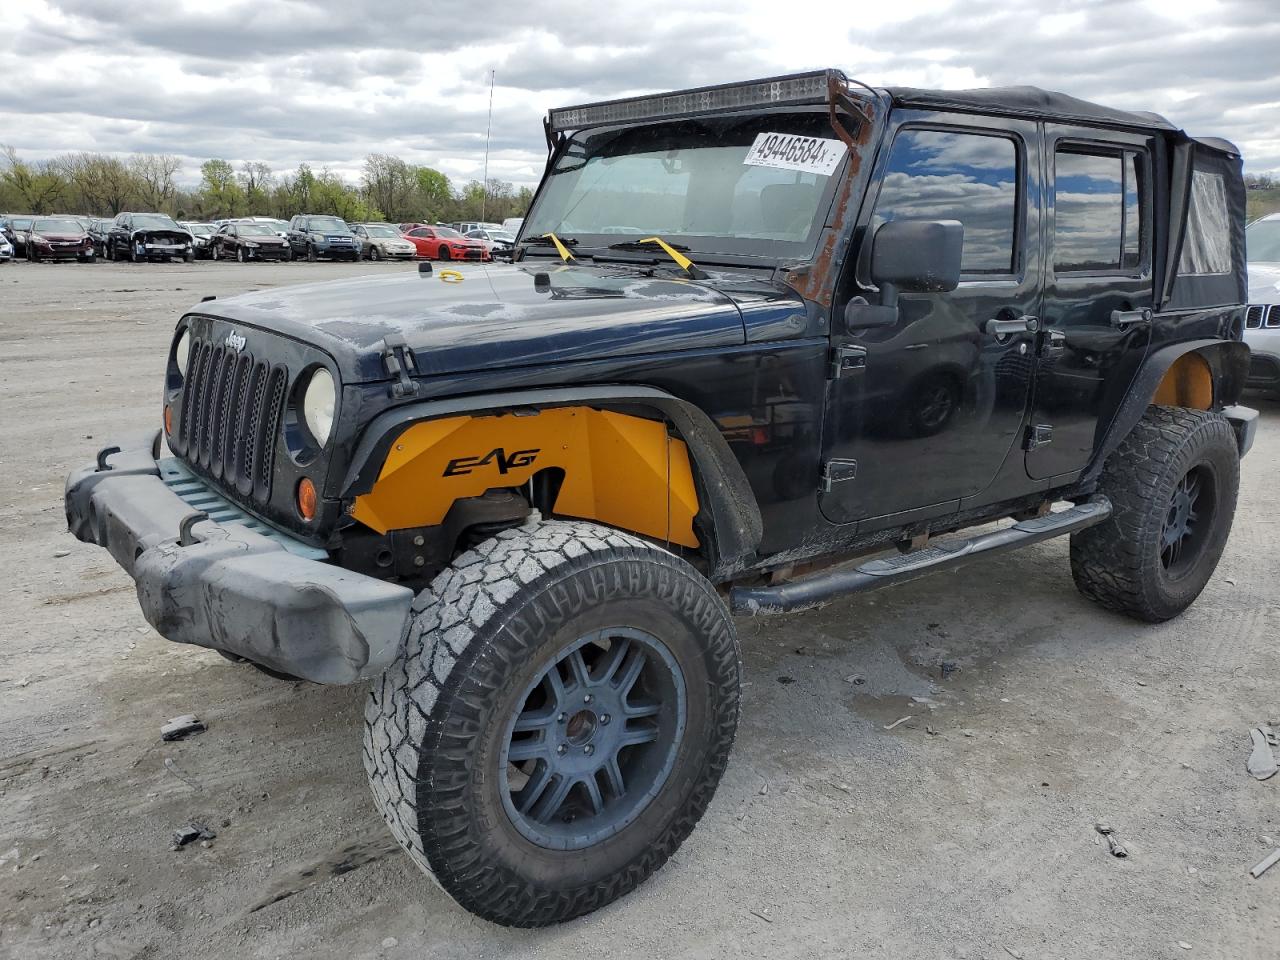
[302,368,336,446]
[174,330,191,376]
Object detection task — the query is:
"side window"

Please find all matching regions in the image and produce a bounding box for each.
[1178,170,1231,276]
[1053,146,1147,274]
[871,128,1019,275]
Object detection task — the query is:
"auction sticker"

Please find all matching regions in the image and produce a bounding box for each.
[743,132,847,176]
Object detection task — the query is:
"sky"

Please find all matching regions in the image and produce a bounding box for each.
[1,0,1277,189]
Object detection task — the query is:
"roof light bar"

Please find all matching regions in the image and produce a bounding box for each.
[548,69,847,134]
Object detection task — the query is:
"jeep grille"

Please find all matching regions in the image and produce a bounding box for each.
[177,337,287,504]
[1245,304,1279,329]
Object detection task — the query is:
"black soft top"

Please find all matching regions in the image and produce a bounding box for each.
[886,85,1177,133]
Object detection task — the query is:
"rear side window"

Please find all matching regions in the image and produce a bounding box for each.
[1179,170,1231,276]
[1053,147,1146,273]
[871,128,1020,275]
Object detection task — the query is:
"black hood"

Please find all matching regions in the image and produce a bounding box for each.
[191,262,797,383]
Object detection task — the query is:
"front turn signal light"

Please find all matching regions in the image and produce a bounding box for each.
[297,478,317,522]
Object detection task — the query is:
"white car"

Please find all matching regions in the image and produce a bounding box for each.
[1245,212,1280,396]
[0,234,12,262]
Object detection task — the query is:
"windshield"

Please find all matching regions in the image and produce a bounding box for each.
[308,217,349,232]
[435,227,462,238]
[11,218,32,230]
[240,224,275,236]
[364,225,399,238]
[133,214,180,230]
[33,218,83,233]
[490,231,515,242]
[1246,218,1280,263]
[523,111,849,260]
[187,224,213,236]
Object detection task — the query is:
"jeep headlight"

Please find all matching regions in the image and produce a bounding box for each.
[174,330,191,376]
[302,368,336,445]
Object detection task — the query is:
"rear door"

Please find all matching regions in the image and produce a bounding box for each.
[1027,126,1155,479]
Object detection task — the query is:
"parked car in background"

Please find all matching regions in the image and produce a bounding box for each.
[211,221,290,262]
[239,216,290,239]
[2,215,34,257]
[26,216,95,262]
[179,222,217,259]
[287,214,360,261]
[451,220,501,235]
[1245,212,1280,397]
[0,234,12,262]
[464,227,515,259]
[353,223,417,261]
[105,213,194,262]
[401,224,489,261]
[87,218,112,257]
[500,216,524,235]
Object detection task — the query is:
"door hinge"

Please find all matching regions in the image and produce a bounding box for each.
[827,344,867,379]
[820,458,858,493]
[1025,424,1053,450]
[381,335,421,398]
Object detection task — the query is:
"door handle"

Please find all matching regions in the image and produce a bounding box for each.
[1110,307,1152,329]
[985,315,1039,337]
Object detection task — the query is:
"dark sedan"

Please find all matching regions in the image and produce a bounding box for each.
[2,215,34,256]
[211,221,291,262]
[105,212,194,262]
[26,217,95,263]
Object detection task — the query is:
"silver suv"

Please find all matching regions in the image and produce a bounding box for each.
[1245,212,1280,396]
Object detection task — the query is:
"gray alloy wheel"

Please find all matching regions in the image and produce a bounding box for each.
[364,519,740,927]
[370,245,381,261]
[307,244,317,262]
[236,245,246,263]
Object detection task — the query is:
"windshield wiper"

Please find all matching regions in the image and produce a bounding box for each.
[607,239,691,253]
[610,237,707,279]
[521,233,578,261]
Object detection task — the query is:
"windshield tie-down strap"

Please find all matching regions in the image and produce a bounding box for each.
[542,232,575,262]
[638,237,708,280]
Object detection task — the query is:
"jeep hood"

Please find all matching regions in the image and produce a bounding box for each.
[193,262,784,382]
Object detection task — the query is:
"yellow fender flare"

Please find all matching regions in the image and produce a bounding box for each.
[351,407,700,548]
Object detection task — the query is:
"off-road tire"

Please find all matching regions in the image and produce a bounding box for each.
[1070,405,1239,622]
[364,519,740,927]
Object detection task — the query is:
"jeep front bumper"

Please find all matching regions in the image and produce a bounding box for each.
[64,432,413,684]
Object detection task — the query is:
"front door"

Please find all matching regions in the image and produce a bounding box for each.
[1026,125,1156,480]
[821,112,1042,527]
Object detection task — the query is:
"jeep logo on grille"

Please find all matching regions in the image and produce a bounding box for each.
[225,331,247,353]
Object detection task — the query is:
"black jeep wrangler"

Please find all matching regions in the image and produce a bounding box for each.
[65,71,1257,927]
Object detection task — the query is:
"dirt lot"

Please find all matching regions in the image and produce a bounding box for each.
[1,260,1278,960]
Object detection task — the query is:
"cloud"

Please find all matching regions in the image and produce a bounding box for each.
[0,0,1276,192]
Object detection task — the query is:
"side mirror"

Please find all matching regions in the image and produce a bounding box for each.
[870,219,964,308]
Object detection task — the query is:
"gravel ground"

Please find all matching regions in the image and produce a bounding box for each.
[1,260,1278,960]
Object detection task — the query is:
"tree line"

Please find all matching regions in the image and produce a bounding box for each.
[0,146,534,225]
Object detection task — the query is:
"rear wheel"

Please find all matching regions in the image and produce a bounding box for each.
[364,519,739,926]
[1070,405,1239,622]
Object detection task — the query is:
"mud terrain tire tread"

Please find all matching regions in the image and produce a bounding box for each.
[363,518,739,927]
[1069,405,1238,622]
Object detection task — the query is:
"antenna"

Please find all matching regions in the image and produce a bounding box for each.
[481,68,494,221]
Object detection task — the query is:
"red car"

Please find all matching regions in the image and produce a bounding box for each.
[26,216,95,263]
[399,225,490,262]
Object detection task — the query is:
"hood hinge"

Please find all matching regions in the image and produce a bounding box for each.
[381,335,421,399]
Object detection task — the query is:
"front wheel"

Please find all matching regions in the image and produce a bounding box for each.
[1070,405,1239,622]
[306,244,317,262]
[364,519,740,927]
[437,245,451,261]
[236,246,246,263]
[370,245,381,261]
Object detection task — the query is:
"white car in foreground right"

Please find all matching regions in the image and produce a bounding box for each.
[1245,212,1280,397]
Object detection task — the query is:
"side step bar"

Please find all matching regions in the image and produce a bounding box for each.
[730,497,1112,615]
